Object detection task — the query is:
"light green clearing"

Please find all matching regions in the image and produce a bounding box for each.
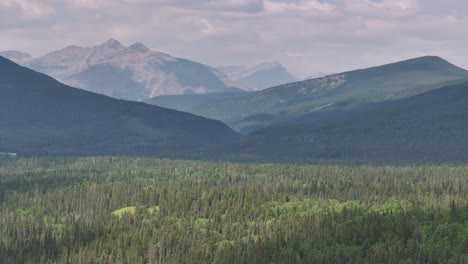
[112,206,160,218]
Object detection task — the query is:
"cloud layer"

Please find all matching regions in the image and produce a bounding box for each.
[1,0,467,76]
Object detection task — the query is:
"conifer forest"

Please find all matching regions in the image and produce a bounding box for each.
[0,157,467,263]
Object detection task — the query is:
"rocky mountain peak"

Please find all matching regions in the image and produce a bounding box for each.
[4,39,246,98]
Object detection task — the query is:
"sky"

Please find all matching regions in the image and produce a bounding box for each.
[1,0,467,77]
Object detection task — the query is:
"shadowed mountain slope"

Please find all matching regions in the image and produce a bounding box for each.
[198,81,468,163]
[0,56,240,156]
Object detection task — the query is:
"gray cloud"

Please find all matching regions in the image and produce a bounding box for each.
[0,0,467,77]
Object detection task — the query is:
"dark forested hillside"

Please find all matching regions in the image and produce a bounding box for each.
[202,81,468,163]
[0,158,466,263]
[0,56,240,156]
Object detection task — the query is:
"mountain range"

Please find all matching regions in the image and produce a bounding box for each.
[217,61,299,90]
[140,55,468,163]
[181,56,468,133]
[1,39,247,100]
[0,56,240,156]
[2,50,468,163]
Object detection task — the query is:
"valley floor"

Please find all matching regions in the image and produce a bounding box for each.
[0,157,467,263]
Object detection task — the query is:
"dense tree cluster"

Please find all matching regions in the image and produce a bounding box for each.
[0,157,467,263]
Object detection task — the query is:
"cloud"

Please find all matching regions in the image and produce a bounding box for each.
[64,0,264,12]
[64,0,108,9]
[264,0,333,13]
[0,0,467,77]
[0,0,55,22]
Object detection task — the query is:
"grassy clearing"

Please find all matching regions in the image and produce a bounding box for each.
[112,206,160,218]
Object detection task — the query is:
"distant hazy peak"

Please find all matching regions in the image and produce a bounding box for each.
[220,61,289,79]
[62,45,85,51]
[0,50,32,64]
[126,42,150,53]
[217,60,298,90]
[8,39,246,98]
[253,61,281,70]
[0,50,31,59]
[99,39,124,49]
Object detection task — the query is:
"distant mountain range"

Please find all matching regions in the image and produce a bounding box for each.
[184,56,468,133]
[1,40,302,100]
[0,56,240,156]
[1,39,247,100]
[3,50,468,164]
[145,61,298,112]
[217,61,299,90]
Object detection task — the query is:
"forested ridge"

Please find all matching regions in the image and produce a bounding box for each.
[0,158,467,263]
[0,56,240,156]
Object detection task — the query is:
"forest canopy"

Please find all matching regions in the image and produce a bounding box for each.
[0,157,467,263]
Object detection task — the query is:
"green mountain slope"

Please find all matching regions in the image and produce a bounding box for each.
[0,56,240,156]
[191,56,468,133]
[144,92,251,112]
[200,81,468,163]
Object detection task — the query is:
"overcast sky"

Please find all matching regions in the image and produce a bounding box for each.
[1,0,467,77]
